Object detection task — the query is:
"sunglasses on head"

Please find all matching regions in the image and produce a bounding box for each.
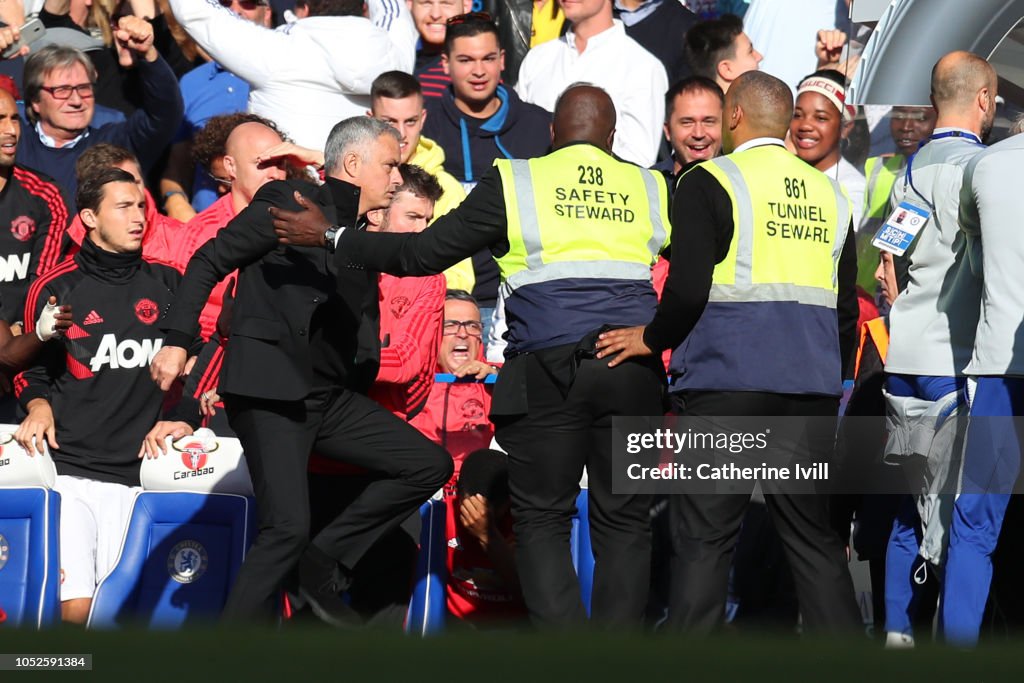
[446,11,492,26]
[219,0,267,10]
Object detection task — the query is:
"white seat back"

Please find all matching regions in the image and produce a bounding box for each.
[140,429,253,496]
[0,426,57,488]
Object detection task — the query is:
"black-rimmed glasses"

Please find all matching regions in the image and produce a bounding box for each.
[442,320,483,336]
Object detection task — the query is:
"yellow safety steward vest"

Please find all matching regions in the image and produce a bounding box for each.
[670,143,851,396]
[493,143,670,352]
[699,144,850,307]
[863,155,905,221]
[857,155,905,295]
[495,143,670,289]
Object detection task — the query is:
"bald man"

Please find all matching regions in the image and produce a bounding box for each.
[272,84,672,628]
[173,121,288,342]
[878,51,996,648]
[597,71,862,634]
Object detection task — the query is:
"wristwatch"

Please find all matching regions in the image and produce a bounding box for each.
[324,225,344,252]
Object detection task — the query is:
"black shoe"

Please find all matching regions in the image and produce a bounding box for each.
[297,545,362,629]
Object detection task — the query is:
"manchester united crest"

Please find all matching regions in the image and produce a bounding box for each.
[10,216,36,242]
[134,299,158,325]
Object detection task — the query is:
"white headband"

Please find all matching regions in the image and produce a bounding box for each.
[797,77,856,123]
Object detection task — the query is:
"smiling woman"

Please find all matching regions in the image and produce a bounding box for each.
[791,69,865,229]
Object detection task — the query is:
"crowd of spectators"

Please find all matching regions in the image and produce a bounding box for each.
[1,0,1023,642]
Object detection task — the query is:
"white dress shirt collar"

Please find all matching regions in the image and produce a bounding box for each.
[564,19,626,54]
[733,137,786,154]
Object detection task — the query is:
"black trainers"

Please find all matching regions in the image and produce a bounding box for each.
[297,544,362,629]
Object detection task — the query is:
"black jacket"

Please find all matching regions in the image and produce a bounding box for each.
[615,0,698,86]
[163,178,381,401]
[0,166,70,323]
[15,239,196,486]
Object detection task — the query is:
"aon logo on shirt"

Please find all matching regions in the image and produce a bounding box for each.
[0,253,30,282]
[90,335,164,371]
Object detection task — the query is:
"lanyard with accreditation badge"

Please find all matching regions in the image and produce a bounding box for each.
[871,130,985,257]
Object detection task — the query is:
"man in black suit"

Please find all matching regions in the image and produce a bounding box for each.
[271,86,671,629]
[150,117,453,626]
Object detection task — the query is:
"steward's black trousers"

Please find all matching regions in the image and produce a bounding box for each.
[221,387,452,621]
[668,390,862,634]
[494,355,665,629]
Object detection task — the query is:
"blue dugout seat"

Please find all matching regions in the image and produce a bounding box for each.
[406,489,594,633]
[0,429,61,628]
[88,431,256,628]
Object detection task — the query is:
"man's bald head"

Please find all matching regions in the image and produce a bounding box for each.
[225,121,282,160]
[931,51,997,113]
[552,84,616,151]
[722,71,793,150]
[223,121,287,206]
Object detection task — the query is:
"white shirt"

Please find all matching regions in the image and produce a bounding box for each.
[516,21,668,167]
[168,0,416,151]
[821,156,866,232]
[743,0,836,92]
[733,137,786,153]
[35,122,88,149]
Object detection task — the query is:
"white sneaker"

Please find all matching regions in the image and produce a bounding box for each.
[885,631,915,649]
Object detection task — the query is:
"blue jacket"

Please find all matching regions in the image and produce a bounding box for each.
[423,84,551,187]
[16,56,184,209]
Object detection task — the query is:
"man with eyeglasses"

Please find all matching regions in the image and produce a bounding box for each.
[409,289,496,479]
[16,31,184,209]
[168,0,418,151]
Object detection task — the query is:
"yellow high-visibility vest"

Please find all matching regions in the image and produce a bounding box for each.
[493,143,670,352]
[700,145,849,306]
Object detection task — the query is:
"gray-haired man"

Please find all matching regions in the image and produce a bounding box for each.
[17,35,183,206]
[150,116,453,627]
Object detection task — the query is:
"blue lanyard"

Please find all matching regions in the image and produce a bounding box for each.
[905,131,985,210]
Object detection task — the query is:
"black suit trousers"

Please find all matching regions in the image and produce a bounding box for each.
[221,387,452,621]
[668,390,862,634]
[494,356,664,629]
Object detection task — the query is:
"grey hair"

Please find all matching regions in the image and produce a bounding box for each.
[445,289,479,307]
[323,117,401,175]
[1010,113,1024,137]
[24,46,98,125]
